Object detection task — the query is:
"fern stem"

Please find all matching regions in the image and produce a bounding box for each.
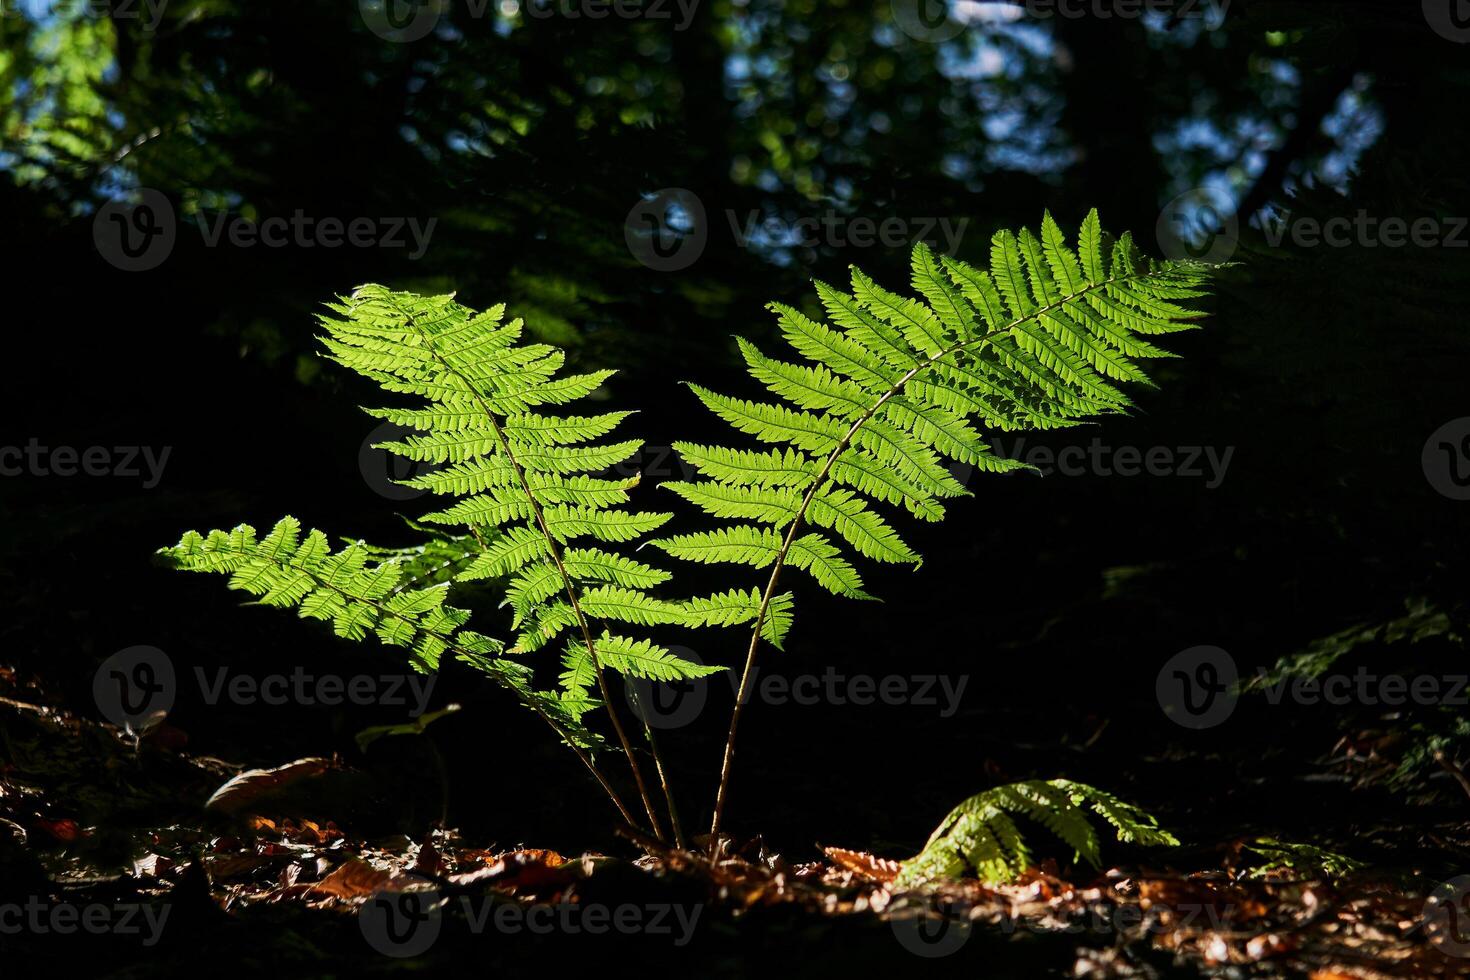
[235,543,642,827]
[634,695,688,849]
[409,317,669,841]
[707,273,1138,851]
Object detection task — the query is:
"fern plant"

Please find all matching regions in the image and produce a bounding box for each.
[895,780,1179,886]
[160,286,730,842]
[158,210,1214,866]
[651,210,1214,847]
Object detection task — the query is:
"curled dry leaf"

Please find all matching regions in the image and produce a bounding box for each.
[205,757,333,815]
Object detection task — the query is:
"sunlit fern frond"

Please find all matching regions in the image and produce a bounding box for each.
[895,778,1179,886]
[157,516,601,750]
[652,210,1214,647]
[317,285,721,725]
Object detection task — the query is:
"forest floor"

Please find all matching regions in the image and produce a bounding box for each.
[3,664,1468,980]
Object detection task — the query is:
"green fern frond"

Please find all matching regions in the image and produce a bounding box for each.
[317,285,739,747]
[656,210,1214,650]
[157,517,602,753]
[896,779,1180,887]
[164,285,752,834]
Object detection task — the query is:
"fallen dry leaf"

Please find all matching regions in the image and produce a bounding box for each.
[823,847,901,884]
[306,860,400,901]
[204,757,333,815]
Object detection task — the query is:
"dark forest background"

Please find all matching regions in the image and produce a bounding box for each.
[2,0,1469,871]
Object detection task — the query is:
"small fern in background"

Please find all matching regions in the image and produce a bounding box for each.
[653,210,1215,845]
[896,780,1179,886]
[1239,838,1363,880]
